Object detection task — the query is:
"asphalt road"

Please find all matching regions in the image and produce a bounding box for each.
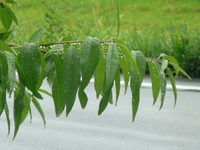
[1,78,200,150]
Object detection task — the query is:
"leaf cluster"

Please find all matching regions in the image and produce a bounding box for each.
[0,0,190,139]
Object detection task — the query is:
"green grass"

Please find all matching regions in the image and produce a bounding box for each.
[8,0,200,41]
[3,0,200,77]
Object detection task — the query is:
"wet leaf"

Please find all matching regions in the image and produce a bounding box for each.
[31,96,46,127]
[148,61,160,104]
[63,46,80,116]
[0,6,12,30]
[130,51,146,122]
[114,67,120,105]
[119,56,130,94]
[98,43,118,115]
[159,59,168,110]
[52,54,65,117]
[79,36,100,108]
[5,51,15,96]
[18,43,43,99]
[94,50,105,99]
[13,82,25,140]
[167,67,177,107]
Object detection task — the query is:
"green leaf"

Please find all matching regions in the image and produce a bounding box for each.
[31,97,46,127]
[114,67,121,106]
[94,50,105,99]
[15,57,25,86]
[0,29,13,41]
[52,54,65,117]
[98,43,118,115]
[130,51,146,122]
[0,56,7,115]
[6,6,18,25]
[5,0,19,5]
[4,103,10,135]
[119,55,130,94]
[36,50,45,90]
[169,62,191,80]
[63,46,80,116]
[0,40,16,54]
[13,81,25,140]
[44,56,55,78]
[20,91,32,124]
[0,6,12,30]
[117,43,141,78]
[18,43,43,99]
[79,36,100,108]
[29,28,43,43]
[98,85,112,115]
[39,89,52,97]
[148,61,160,104]
[115,0,120,38]
[5,51,15,95]
[159,59,168,110]
[167,67,177,107]
[44,45,64,59]
[105,43,119,91]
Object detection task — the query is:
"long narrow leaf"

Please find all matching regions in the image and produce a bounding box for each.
[159,59,168,110]
[94,50,105,99]
[18,43,43,99]
[79,37,100,108]
[130,51,146,122]
[167,67,177,107]
[63,46,80,116]
[13,82,25,140]
[148,61,160,104]
[31,97,46,127]
[114,67,120,106]
[5,51,15,96]
[52,54,65,117]
[119,56,130,94]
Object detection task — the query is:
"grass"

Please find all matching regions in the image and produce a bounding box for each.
[3,0,200,77]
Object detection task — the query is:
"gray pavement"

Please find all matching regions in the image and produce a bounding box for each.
[0,77,200,150]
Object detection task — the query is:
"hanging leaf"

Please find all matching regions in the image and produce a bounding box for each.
[4,103,10,135]
[167,67,177,107]
[0,29,13,41]
[79,36,100,108]
[98,43,118,115]
[117,43,141,78]
[13,82,25,140]
[5,51,15,96]
[159,59,168,110]
[20,90,32,124]
[148,60,160,104]
[0,56,7,115]
[0,40,16,54]
[18,43,43,99]
[31,96,46,127]
[0,6,12,30]
[29,28,44,43]
[52,54,65,117]
[114,67,121,106]
[63,46,80,116]
[94,50,105,99]
[6,6,18,25]
[119,56,130,94]
[130,51,146,122]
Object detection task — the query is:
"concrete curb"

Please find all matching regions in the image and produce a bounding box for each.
[90,79,200,92]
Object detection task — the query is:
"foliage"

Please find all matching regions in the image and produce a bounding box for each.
[0,0,190,139]
[125,25,200,77]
